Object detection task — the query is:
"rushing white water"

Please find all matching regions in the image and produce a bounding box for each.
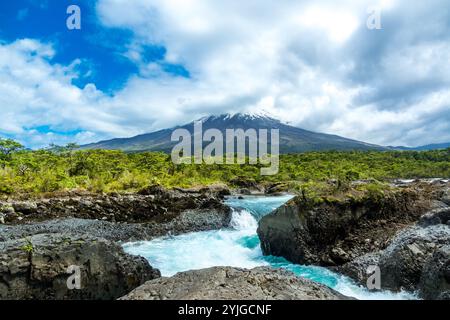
[123,195,417,300]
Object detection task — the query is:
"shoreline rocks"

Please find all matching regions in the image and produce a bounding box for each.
[120,266,351,300]
[420,245,450,300]
[0,185,233,300]
[257,182,445,266]
[0,185,231,226]
[1,180,448,300]
[256,180,450,299]
[338,207,450,299]
[0,233,160,300]
[0,205,233,243]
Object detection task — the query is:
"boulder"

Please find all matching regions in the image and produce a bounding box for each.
[198,184,232,197]
[338,207,450,299]
[11,201,37,215]
[0,204,14,214]
[265,182,289,195]
[419,206,450,227]
[257,185,436,266]
[0,233,160,300]
[230,178,262,192]
[335,252,382,285]
[376,225,450,292]
[441,188,450,206]
[239,188,252,195]
[419,245,450,300]
[120,267,350,300]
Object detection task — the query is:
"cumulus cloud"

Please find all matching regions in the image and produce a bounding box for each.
[1,0,450,148]
[0,39,130,147]
[94,0,450,146]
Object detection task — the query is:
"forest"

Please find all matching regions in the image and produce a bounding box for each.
[0,138,449,196]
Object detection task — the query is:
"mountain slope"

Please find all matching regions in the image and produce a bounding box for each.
[81,113,386,153]
[390,142,450,151]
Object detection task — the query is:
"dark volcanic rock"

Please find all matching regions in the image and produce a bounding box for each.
[338,207,450,299]
[0,186,233,301]
[265,182,289,195]
[257,183,442,266]
[377,224,450,292]
[0,206,232,243]
[440,187,450,206]
[0,186,232,233]
[0,205,232,243]
[0,185,234,300]
[419,245,450,300]
[120,266,350,300]
[230,178,259,190]
[0,233,160,300]
[419,206,450,227]
[335,252,382,285]
[0,219,153,242]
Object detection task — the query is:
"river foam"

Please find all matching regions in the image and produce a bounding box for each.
[123,195,418,300]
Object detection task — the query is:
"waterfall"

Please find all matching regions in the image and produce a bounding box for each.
[123,195,418,300]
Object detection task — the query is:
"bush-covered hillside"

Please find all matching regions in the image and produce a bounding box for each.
[0,139,449,196]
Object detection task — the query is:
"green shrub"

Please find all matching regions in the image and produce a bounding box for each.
[0,143,448,196]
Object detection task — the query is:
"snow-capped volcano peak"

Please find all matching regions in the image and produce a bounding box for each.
[196,111,281,124]
[242,109,277,119]
[82,112,385,153]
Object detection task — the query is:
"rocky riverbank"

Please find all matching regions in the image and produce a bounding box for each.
[1,179,449,300]
[337,206,450,299]
[0,185,233,299]
[257,180,450,299]
[0,185,233,241]
[0,232,160,300]
[0,184,231,224]
[120,266,350,300]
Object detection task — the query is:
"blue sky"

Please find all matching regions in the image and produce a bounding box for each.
[1,1,135,92]
[0,1,190,92]
[0,0,449,148]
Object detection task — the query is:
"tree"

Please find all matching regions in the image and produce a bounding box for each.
[0,138,24,159]
[65,143,79,153]
[47,142,79,154]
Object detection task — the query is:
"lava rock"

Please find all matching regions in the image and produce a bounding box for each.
[120,267,351,300]
[0,186,231,227]
[441,188,450,206]
[257,183,440,266]
[419,245,450,300]
[0,205,233,243]
[265,182,289,195]
[376,225,450,292]
[11,201,37,215]
[419,207,450,227]
[339,207,450,299]
[0,233,160,300]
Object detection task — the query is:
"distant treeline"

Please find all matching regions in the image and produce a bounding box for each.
[0,139,449,195]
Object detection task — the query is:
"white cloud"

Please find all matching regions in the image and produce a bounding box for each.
[94,0,367,132]
[0,39,123,147]
[297,6,360,43]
